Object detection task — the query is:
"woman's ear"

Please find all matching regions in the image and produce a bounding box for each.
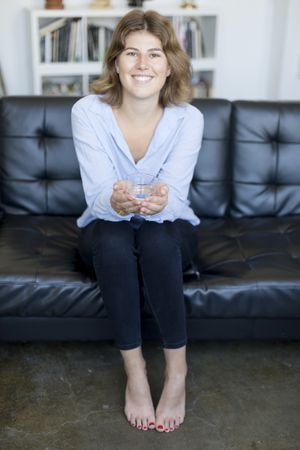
[115,61,119,74]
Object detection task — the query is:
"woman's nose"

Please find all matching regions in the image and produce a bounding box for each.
[136,53,149,69]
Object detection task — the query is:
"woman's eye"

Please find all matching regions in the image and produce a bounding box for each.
[150,53,161,58]
[126,51,137,56]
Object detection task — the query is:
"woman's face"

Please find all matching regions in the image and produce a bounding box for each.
[116,30,171,103]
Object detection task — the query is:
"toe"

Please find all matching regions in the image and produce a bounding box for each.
[175,416,180,429]
[164,418,170,433]
[130,415,136,428]
[148,417,156,430]
[142,417,148,430]
[169,418,175,432]
[156,420,164,432]
[136,417,142,430]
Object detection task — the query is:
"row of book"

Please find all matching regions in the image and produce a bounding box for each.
[40,18,84,63]
[40,18,114,63]
[172,17,205,59]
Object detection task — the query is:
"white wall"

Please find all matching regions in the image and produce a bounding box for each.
[215,0,275,100]
[0,0,299,99]
[278,0,300,100]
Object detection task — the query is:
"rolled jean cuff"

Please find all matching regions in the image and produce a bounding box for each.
[162,338,187,349]
[116,341,142,351]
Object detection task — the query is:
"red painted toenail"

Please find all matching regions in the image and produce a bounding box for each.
[157,425,164,430]
[149,422,155,426]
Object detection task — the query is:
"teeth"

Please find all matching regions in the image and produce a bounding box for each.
[132,76,152,81]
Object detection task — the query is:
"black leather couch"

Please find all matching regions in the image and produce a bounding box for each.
[0,96,300,342]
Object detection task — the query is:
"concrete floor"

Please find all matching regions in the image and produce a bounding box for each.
[0,340,299,450]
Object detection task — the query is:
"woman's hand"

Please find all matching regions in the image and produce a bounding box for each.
[139,183,169,216]
[110,181,141,216]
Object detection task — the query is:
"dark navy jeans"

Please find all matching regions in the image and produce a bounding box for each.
[78,217,197,350]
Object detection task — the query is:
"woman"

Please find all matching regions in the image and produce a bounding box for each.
[71,9,204,433]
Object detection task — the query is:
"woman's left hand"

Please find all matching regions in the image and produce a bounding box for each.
[139,183,169,216]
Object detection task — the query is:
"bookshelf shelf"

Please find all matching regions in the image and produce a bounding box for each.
[30,6,220,98]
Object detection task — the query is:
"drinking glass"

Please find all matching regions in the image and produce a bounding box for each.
[124,172,158,218]
[125,172,158,201]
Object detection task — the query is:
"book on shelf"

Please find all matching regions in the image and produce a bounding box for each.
[172,16,204,59]
[87,24,114,62]
[40,18,84,63]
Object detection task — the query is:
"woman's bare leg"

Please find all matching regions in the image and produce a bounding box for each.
[155,345,188,432]
[121,347,156,430]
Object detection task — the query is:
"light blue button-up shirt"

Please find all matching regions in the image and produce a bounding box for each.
[71,95,204,227]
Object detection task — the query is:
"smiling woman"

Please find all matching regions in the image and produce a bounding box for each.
[72,8,204,435]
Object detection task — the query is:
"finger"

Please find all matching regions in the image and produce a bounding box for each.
[142,195,167,206]
[154,183,169,195]
[159,186,169,196]
[140,202,163,215]
[115,199,142,214]
[113,180,130,191]
[114,191,140,205]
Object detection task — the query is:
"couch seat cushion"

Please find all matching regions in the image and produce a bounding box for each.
[0,215,104,318]
[188,216,300,318]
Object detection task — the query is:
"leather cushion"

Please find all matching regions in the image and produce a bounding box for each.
[189,98,232,218]
[0,96,86,215]
[188,215,300,318]
[231,101,300,217]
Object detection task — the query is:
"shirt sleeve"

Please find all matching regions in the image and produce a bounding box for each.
[71,102,122,221]
[156,106,204,221]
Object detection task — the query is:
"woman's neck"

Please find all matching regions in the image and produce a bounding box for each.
[114,97,163,126]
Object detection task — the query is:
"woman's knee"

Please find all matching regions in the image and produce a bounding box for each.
[137,222,180,259]
[89,220,135,258]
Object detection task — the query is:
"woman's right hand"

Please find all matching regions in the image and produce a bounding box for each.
[110,181,141,216]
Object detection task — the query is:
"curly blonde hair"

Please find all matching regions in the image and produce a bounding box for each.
[91,9,192,107]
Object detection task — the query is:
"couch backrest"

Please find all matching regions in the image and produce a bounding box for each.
[189,99,232,218]
[231,101,300,217]
[0,96,86,215]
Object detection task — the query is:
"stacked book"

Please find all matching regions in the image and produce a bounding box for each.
[40,18,84,63]
[172,16,204,59]
[87,24,114,62]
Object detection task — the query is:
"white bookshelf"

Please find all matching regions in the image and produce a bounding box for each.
[30,6,220,98]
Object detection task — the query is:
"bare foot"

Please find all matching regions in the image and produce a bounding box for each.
[124,367,156,431]
[155,369,187,432]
